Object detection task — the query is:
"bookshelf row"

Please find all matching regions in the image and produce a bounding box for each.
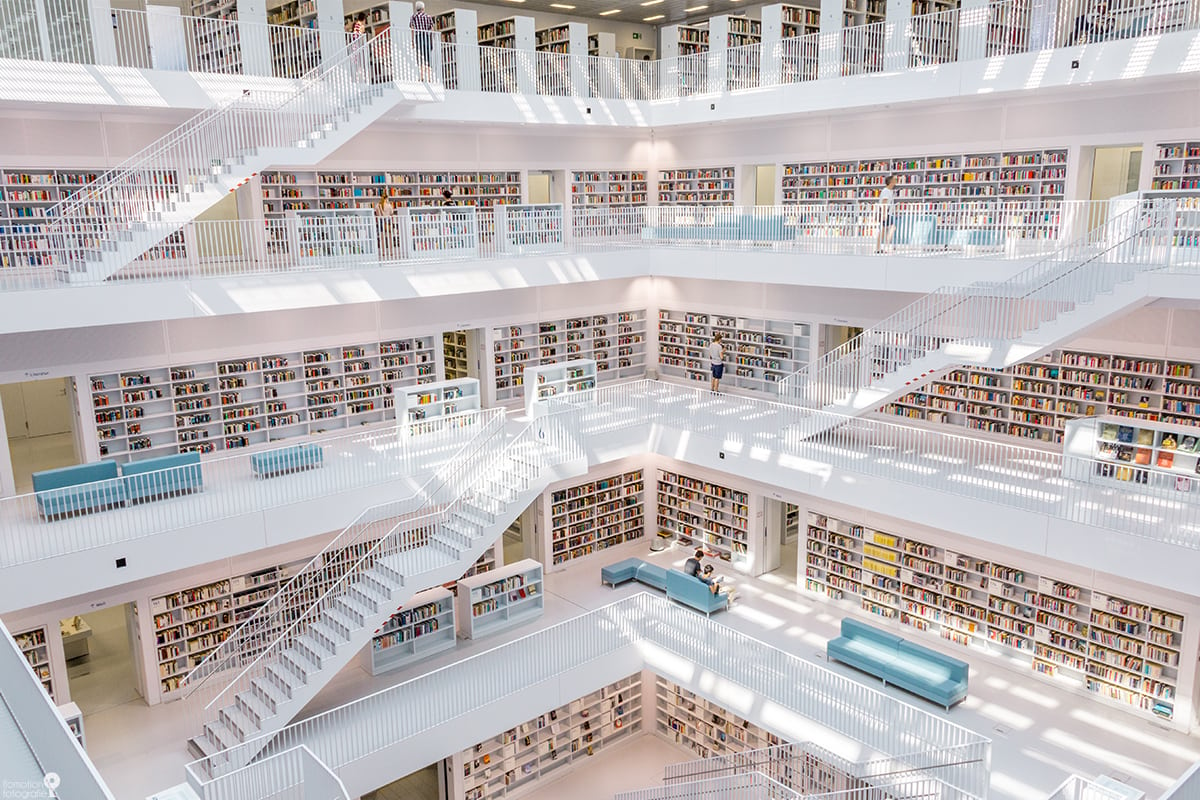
[367,586,456,675]
[452,674,642,800]
[1064,416,1200,495]
[802,512,1185,721]
[658,166,737,206]
[570,170,649,207]
[657,469,750,562]
[781,148,1069,204]
[491,310,648,404]
[456,559,544,639]
[88,335,439,461]
[444,331,471,379]
[1,167,184,267]
[657,309,812,393]
[881,347,1200,447]
[14,626,55,702]
[549,469,645,567]
[1150,140,1200,192]
[259,169,523,216]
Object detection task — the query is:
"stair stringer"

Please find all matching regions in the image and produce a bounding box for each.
[187,446,588,777]
[806,271,1158,425]
[61,85,410,284]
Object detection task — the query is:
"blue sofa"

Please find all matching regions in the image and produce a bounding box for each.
[665,569,728,616]
[33,461,126,520]
[827,618,968,710]
[123,452,204,503]
[641,215,792,244]
[601,557,668,591]
[250,443,324,478]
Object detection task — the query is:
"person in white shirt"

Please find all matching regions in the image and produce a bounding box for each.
[875,175,898,254]
[707,332,726,392]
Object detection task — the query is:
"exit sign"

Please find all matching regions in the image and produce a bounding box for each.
[632,32,641,39]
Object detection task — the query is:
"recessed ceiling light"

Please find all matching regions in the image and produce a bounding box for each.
[643,13,665,20]
[641,0,664,5]
[550,2,575,6]
[599,7,621,13]
[685,3,707,8]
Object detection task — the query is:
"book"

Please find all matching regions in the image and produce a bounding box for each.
[1098,442,1118,459]
[1161,434,1178,450]
[1135,448,1151,465]
[1117,446,1134,462]
[1117,426,1134,443]
[1101,423,1119,440]
[1175,476,1191,492]
[1158,452,1174,468]
[1181,435,1198,452]
[1137,429,1154,446]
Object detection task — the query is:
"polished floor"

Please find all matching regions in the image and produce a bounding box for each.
[8,431,76,494]
[365,764,441,800]
[64,604,140,717]
[79,536,1198,800]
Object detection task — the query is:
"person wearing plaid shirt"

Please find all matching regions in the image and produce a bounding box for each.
[410,1,435,78]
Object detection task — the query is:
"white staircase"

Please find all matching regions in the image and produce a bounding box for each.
[47,31,436,284]
[777,200,1177,425]
[181,418,585,779]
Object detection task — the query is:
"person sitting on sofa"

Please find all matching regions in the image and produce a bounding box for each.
[684,549,714,587]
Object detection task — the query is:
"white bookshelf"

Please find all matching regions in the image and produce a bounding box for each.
[1063,416,1200,495]
[450,674,642,800]
[657,166,736,205]
[657,309,812,394]
[366,586,456,675]
[587,32,617,58]
[88,334,439,461]
[654,676,779,760]
[397,377,481,424]
[524,359,597,417]
[14,627,54,702]
[881,347,1200,447]
[762,3,821,84]
[490,310,648,405]
[535,22,588,95]
[802,511,1185,722]
[435,9,480,91]
[780,149,1068,217]
[1150,141,1200,192]
[456,558,544,640]
[657,469,750,564]
[570,170,649,207]
[710,15,762,89]
[57,702,85,748]
[478,16,536,93]
[260,169,522,215]
[444,331,471,379]
[546,468,645,568]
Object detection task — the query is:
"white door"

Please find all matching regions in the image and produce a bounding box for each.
[22,379,74,437]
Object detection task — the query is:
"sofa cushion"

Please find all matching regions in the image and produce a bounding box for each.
[897,640,968,682]
[635,563,668,591]
[33,462,125,519]
[831,635,898,665]
[123,452,203,502]
[665,569,727,614]
[32,461,118,492]
[251,443,324,477]
[601,558,643,586]
[840,617,903,648]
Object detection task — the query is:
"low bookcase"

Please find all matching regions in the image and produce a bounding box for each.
[366,586,457,676]
[1063,415,1200,495]
[456,559,544,640]
[397,377,481,425]
[451,674,642,800]
[523,358,597,417]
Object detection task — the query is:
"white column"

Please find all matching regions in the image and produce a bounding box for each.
[87,0,118,65]
[314,0,346,66]
[708,15,730,92]
[883,0,912,71]
[819,0,846,77]
[957,0,991,61]
[760,4,785,86]
[236,0,272,76]
[448,8,480,91]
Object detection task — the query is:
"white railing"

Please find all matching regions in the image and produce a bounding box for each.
[775,198,1171,409]
[979,0,1033,56]
[909,7,961,67]
[1046,775,1138,800]
[1160,761,1200,798]
[724,41,762,91]
[777,31,821,83]
[544,379,1200,549]
[183,413,578,772]
[1054,0,1200,46]
[0,409,495,569]
[0,0,43,61]
[183,592,990,795]
[195,745,349,800]
[840,21,886,76]
[617,773,800,800]
[479,44,528,93]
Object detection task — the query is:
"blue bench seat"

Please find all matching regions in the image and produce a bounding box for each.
[827,618,968,710]
[600,558,668,591]
[33,461,126,520]
[665,569,727,616]
[250,443,324,478]
[123,452,203,503]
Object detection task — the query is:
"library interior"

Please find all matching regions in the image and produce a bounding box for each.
[0,0,1198,798]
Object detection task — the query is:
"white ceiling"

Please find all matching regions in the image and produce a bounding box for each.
[466,0,752,28]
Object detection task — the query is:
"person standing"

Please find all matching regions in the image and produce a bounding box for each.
[439,188,458,206]
[708,332,726,393]
[874,174,898,254]
[410,1,435,80]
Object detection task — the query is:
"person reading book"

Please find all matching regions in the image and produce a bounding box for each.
[684,549,714,586]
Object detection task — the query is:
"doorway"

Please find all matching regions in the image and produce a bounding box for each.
[364,763,442,800]
[754,164,776,206]
[761,498,800,580]
[2,377,79,494]
[819,324,863,358]
[62,603,142,716]
[504,505,538,564]
[1089,146,1143,201]
[442,329,482,381]
[528,170,564,206]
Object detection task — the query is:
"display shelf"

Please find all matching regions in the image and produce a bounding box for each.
[344,2,391,37]
[491,310,648,405]
[1063,415,1200,495]
[57,702,85,749]
[587,31,618,58]
[880,347,1200,447]
[657,469,749,563]
[524,359,597,417]
[570,170,649,207]
[260,169,523,215]
[657,309,812,394]
[366,586,455,675]
[456,559,544,640]
[398,377,481,424]
[762,3,821,84]
[88,334,438,461]
[843,0,886,26]
[0,167,184,268]
[711,15,762,89]
[655,676,779,760]
[548,468,645,568]
[14,626,54,702]
[477,16,535,48]
[802,511,1186,722]
[452,674,641,800]
[657,166,736,206]
[1149,141,1200,193]
[779,149,1069,217]
[444,331,471,379]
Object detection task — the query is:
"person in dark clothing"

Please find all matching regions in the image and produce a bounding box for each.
[440,188,458,206]
[684,548,714,585]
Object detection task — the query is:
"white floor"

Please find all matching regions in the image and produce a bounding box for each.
[364,764,440,800]
[8,431,76,494]
[80,538,1200,800]
[65,605,141,717]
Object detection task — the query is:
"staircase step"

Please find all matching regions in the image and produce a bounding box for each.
[292,632,333,668]
[250,674,288,711]
[347,583,384,611]
[331,594,372,626]
[279,648,314,681]
[235,689,275,729]
[323,606,362,637]
[308,620,349,648]
[263,663,299,700]
[218,703,257,742]
[204,719,239,752]
[358,569,395,600]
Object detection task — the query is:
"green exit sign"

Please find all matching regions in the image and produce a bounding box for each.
[632,32,641,39]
